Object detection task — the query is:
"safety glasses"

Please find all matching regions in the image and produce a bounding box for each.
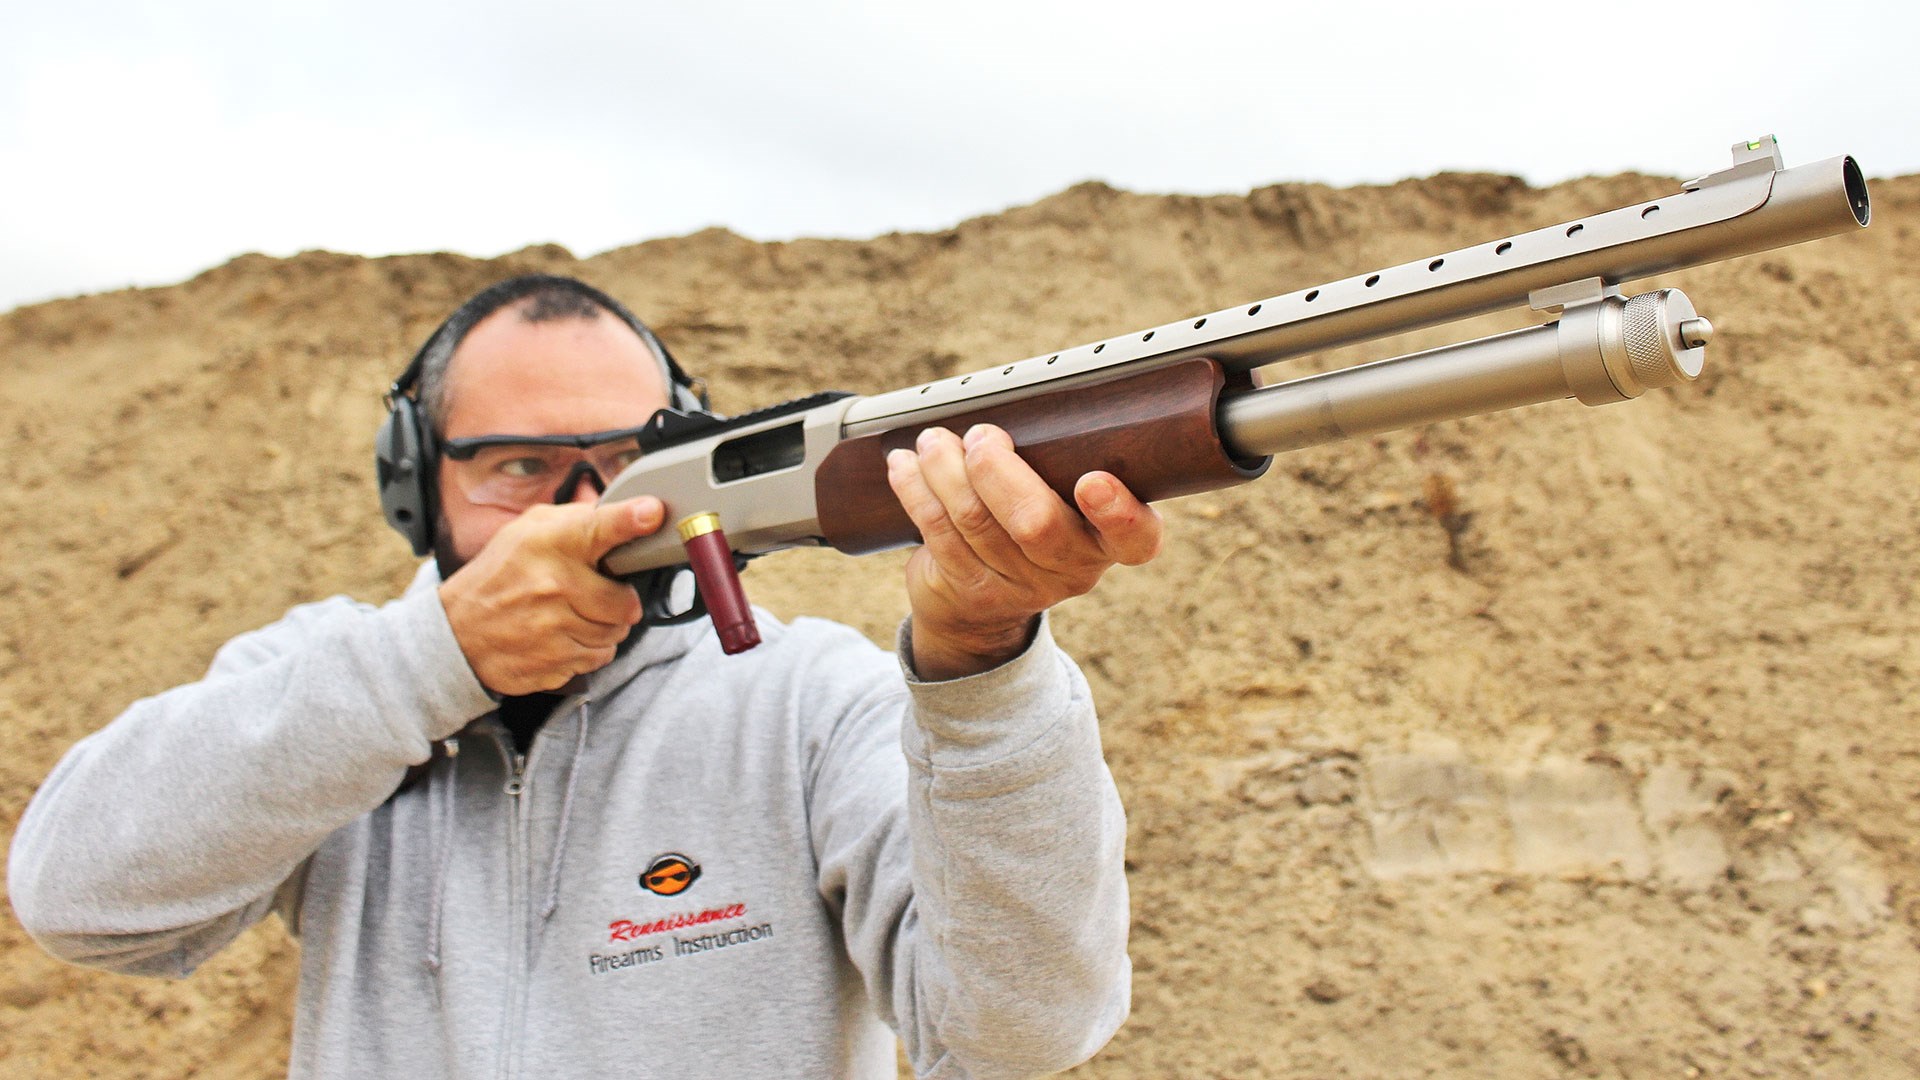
[441,424,649,511]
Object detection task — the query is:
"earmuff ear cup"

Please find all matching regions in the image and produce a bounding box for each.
[375,393,436,556]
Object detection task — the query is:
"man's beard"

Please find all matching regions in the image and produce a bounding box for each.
[430,508,467,584]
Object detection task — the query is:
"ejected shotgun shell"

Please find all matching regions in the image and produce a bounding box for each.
[677,512,761,654]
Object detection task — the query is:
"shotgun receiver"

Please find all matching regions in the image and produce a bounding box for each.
[600,136,1870,649]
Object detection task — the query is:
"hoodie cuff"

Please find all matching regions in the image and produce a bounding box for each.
[897,614,1076,771]
[378,584,500,745]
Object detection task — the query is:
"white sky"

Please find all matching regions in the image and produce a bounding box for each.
[2,0,1910,314]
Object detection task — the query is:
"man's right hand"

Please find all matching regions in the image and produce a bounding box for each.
[439,496,666,696]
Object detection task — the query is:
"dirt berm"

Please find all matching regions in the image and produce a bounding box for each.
[2,168,1917,1078]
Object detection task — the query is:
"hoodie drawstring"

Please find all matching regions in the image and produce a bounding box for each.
[424,737,460,974]
[422,699,591,975]
[540,701,591,921]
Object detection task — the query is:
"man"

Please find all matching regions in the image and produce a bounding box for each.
[10,275,1163,1077]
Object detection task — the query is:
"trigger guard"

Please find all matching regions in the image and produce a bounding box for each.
[636,566,708,627]
[629,554,760,630]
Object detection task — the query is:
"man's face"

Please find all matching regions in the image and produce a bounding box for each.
[436,305,671,567]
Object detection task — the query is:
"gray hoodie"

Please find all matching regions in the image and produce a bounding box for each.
[9,566,1131,1078]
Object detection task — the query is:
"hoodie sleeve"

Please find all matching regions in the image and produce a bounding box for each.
[7,582,497,978]
[803,616,1130,1080]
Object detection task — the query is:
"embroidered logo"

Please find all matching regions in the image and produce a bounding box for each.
[639,852,702,897]
[608,903,747,943]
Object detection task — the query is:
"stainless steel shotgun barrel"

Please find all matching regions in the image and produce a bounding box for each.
[1209,139,1866,458]
[840,136,1867,440]
[601,136,1870,579]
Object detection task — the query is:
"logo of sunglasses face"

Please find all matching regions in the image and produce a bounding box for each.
[639,853,702,896]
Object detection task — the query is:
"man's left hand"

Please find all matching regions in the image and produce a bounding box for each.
[886,423,1164,681]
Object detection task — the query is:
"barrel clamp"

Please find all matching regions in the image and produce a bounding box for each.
[1532,278,1710,405]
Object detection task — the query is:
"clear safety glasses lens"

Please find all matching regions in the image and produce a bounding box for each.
[445,438,645,511]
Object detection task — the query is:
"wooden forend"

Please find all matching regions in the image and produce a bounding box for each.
[815,358,1270,555]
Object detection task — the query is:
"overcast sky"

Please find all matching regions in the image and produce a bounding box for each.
[2,1,1909,314]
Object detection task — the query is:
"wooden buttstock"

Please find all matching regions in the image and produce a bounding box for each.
[814,358,1270,555]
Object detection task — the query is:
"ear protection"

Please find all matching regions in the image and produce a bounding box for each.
[375,275,708,556]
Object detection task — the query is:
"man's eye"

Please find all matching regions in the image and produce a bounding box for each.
[608,448,645,472]
[498,457,551,478]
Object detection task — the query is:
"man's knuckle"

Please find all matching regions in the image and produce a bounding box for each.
[532,609,570,639]
[951,499,997,535]
[907,498,953,536]
[1005,500,1066,548]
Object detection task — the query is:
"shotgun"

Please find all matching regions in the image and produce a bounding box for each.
[599,136,1871,651]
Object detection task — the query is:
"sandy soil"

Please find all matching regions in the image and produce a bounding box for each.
[2,166,1916,1078]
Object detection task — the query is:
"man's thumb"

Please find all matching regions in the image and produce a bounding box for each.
[582,496,667,561]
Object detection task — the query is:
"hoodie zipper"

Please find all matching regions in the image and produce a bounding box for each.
[495,739,529,1080]
[491,694,588,1080]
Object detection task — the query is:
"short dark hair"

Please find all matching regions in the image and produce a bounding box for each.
[415,275,664,436]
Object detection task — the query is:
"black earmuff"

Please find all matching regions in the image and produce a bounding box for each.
[375,344,441,556]
[374,275,709,557]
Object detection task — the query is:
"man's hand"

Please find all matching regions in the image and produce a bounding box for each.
[439,497,665,696]
[886,424,1164,681]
